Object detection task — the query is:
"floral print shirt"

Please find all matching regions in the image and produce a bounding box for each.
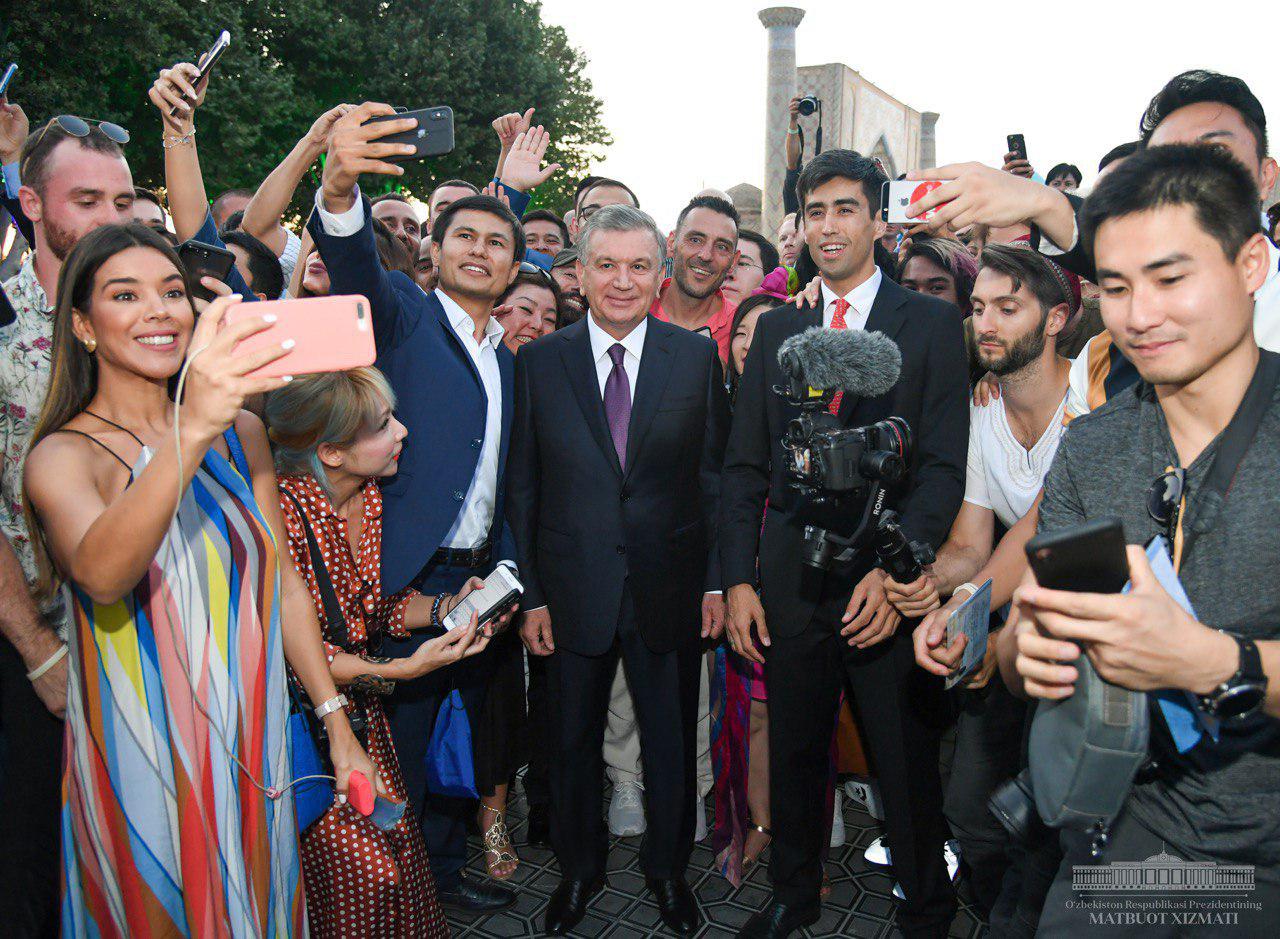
[0,257,66,629]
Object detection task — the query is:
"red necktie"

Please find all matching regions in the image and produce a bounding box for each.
[827,298,851,415]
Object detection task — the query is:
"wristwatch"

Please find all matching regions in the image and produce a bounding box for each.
[1198,634,1267,721]
[313,693,350,720]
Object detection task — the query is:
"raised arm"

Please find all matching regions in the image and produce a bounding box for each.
[243,105,353,257]
[307,102,419,351]
[147,60,211,241]
[491,108,533,183]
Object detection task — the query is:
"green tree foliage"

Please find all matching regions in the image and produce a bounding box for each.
[0,0,610,213]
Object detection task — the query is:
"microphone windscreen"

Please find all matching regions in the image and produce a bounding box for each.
[777,327,902,399]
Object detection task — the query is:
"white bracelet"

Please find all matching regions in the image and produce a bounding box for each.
[313,693,349,720]
[953,582,981,601]
[27,643,68,682]
[787,126,801,135]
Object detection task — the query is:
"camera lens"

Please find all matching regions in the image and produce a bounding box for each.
[798,96,819,117]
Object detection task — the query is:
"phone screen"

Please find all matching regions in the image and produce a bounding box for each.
[444,569,522,631]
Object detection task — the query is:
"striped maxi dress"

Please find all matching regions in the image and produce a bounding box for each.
[60,430,305,938]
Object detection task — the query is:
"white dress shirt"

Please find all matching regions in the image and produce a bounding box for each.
[315,186,508,551]
[587,314,647,398]
[819,266,883,330]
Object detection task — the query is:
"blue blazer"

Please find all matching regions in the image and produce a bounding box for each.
[307,198,516,594]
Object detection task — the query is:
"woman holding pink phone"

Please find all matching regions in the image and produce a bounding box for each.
[22,222,378,937]
[266,368,492,937]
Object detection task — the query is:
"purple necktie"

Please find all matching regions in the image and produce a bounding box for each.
[604,343,631,469]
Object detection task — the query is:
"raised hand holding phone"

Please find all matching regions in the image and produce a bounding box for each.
[0,92,28,166]
[149,61,207,136]
[320,102,418,212]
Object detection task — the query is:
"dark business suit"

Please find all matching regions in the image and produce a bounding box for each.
[308,199,516,891]
[507,315,729,881]
[720,274,969,935]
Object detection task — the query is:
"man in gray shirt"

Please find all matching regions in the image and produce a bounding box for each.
[999,144,1280,935]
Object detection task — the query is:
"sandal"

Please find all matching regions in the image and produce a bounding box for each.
[743,821,773,870]
[478,803,520,880]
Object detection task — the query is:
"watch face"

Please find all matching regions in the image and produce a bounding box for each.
[1214,683,1267,721]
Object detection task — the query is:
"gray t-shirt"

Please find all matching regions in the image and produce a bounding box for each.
[1039,363,1280,875]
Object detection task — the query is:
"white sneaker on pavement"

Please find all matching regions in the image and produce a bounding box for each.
[843,776,885,821]
[892,840,962,899]
[608,780,646,837]
[863,835,891,866]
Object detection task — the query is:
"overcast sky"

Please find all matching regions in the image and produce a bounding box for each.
[537,0,1280,232]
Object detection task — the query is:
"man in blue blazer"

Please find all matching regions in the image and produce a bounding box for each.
[308,102,523,913]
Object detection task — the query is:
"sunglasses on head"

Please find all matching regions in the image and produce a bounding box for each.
[519,260,555,289]
[22,114,130,175]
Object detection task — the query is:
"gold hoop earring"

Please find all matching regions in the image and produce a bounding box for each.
[83,338,97,353]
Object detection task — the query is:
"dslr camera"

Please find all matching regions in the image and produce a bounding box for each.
[778,376,913,570]
[797,95,820,117]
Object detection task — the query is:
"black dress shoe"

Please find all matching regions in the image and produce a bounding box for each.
[737,899,821,938]
[647,877,701,935]
[526,803,551,846]
[437,877,516,914]
[544,876,603,935]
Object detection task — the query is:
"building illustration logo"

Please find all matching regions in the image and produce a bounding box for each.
[1073,849,1255,893]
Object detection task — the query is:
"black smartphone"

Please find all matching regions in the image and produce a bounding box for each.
[364,106,455,161]
[171,31,230,116]
[177,239,236,302]
[1025,517,1130,593]
[0,63,16,98]
[1006,133,1028,163]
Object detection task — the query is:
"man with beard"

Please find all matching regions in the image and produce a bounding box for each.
[0,116,134,936]
[892,244,1075,927]
[651,195,740,365]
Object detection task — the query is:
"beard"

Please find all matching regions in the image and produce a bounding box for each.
[44,215,82,261]
[983,325,1047,376]
[672,258,722,301]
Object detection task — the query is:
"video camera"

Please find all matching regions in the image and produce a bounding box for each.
[775,327,931,572]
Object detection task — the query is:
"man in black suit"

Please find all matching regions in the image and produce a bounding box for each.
[507,204,730,936]
[721,150,969,938]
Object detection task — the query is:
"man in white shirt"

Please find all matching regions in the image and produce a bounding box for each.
[307,102,525,914]
[890,244,1075,927]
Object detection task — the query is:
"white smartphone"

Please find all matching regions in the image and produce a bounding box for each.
[880,179,948,224]
[442,566,523,632]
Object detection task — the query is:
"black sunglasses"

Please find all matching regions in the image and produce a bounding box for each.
[1147,467,1185,540]
[22,115,130,176]
[519,260,555,289]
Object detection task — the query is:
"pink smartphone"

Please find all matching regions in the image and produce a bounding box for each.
[224,295,376,378]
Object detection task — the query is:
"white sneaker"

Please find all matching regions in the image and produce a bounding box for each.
[830,789,846,848]
[843,776,885,820]
[608,781,646,837]
[892,840,962,899]
[694,795,708,842]
[863,835,891,866]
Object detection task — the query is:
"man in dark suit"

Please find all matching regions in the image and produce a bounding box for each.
[721,150,969,938]
[507,204,730,936]
[308,102,522,913]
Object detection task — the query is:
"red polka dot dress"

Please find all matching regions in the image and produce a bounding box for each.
[278,474,449,939]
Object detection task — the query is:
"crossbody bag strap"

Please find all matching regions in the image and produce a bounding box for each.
[1184,349,1280,556]
[282,490,351,649]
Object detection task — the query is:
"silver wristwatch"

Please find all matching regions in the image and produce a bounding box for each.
[313,693,350,720]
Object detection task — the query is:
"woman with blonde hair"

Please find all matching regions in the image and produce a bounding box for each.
[266,367,490,936]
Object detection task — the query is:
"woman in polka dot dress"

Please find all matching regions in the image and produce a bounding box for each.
[267,368,492,937]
